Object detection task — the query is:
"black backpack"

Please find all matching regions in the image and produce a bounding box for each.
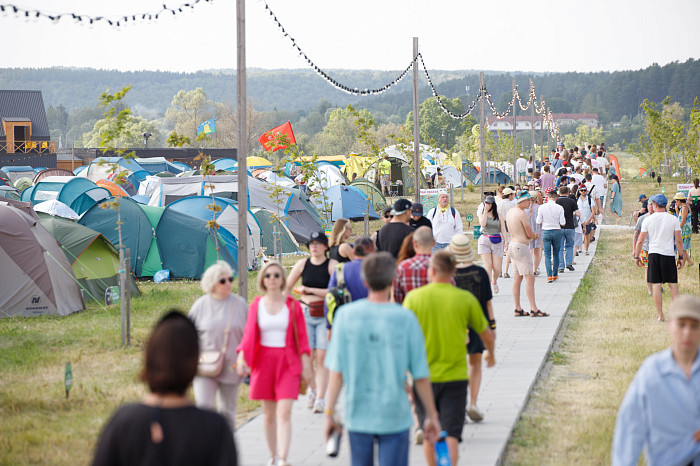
[325,263,352,328]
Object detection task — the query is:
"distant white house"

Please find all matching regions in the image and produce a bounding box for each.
[486,113,598,133]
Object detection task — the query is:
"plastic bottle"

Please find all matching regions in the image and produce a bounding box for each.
[435,431,451,466]
[326,423,342,457]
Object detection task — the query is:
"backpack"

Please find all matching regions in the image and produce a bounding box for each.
[325,263,352,328]
[429,207,456,221]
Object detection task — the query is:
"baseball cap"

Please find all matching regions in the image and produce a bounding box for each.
[638,194,647,201]
[650,193,667,207]
[484,195,496,204]
[668,295,700,321]
[411,202,424,215]
[502,187,515,196]
[516,191,532,203]
[307,231,328,247]
[391,198,412,216]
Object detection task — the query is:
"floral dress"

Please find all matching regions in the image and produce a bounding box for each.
[680,209,692,251]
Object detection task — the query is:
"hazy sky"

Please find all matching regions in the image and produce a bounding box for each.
[2,0,699,74]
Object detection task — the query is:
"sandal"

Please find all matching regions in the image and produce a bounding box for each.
[503,272,511,278]
[530,309,550,317]
[514,309,528,317]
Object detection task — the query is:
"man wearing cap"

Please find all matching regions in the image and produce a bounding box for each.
[377,199,414,259]
[633,194,648,223]
[427,193,463,251]
[634,194,684,322]
[612,295,700,466]
[537,188,566,283]
[409,202,433,230]
[507,191,547,316]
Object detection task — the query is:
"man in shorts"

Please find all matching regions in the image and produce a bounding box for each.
[403,250,495,466]
[507,191,548,317]
[633,194,684,322]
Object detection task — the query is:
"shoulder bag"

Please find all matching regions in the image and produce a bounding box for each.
[197,301,236,378]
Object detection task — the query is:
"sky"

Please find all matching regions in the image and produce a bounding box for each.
[1,0,700,74]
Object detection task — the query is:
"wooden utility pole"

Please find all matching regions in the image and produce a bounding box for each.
[412,37,420,203]
[530,78,536,161]
[546,107,551,165]
[479,72,485,199]
[540,101,544,161]
[512,79,517,183]
[237,0,248,299]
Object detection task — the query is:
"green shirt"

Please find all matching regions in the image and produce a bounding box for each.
[403,282,487,383]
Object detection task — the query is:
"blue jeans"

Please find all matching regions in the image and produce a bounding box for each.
[432,242,450,253]
[558,228,575,270]
[542,229,562,277]
[349,430,409,466]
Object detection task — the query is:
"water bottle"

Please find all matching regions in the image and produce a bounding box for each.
[435,431,451,466]
[326,424,342,457]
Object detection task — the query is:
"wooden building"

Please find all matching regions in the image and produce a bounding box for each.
[0,90,57,167]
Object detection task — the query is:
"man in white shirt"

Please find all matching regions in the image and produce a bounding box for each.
[537,189,566,283]
[591,168,607,207]
[633,194,684,322]
[427,193,463,251]
[515,155,528,184]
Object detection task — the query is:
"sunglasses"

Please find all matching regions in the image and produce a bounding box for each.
[264,272,281,279]
[384,215,392,219]
[219,277,234,285]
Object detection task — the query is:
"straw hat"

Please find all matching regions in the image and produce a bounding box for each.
[448,234,476,263]
[674,192,687,201]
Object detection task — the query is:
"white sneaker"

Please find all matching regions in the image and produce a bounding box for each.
[415,429,424,445]
[312,398,325,413]
[266,457,276,466]
[466,405,484,422]
[277,459,291,466]
[307,390,316,409]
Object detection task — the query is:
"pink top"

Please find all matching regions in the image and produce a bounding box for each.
[237,295,311,375]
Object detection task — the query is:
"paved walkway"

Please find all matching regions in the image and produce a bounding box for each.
[236,231,601,466]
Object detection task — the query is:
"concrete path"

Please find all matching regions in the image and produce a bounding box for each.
[236,231,601,466]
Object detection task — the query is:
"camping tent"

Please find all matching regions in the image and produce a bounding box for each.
[147,175,242,207]
[33,168,75,184]
[256,170,296,188]
[96,179,129,197]
[134,157,183,175]
[473,164,511,185]
[73,165,88,176]
[0,205,85,317]
[318,185,380,221]
[1,166,35,184]
[168,196,262,270]
[34,200,80,219]
[423,165,465,188]
[212,158,238,171]
[462,160,480,184]
[13,177,33,192]
[306,162,347,192]
[80,197,238,279]
[39,216,141,302]
[0,186,20,200]
[348,179,388,212]
[251,208,302,256]
[22,177,111,215]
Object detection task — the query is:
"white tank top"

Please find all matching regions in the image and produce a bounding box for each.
[258,300,289,348]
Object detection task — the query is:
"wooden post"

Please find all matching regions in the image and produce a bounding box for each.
[412,37,420,203]
[119,249,128,346]
[479,72,486,200]
[125,249,131,346]
[530,79,536,162]
[540,104,544,161]
[546,107,551,166]
[364,198,369,236]
[512,79,517,184]
[237,0,248,299]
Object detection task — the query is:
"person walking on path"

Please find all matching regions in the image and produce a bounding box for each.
[633,194,685,322]
[540,165,556,192]
[188,261,249,435]
[324,252,441,466]
[577,185,595,255]
[516,154,528,184]
[427,193,463,251]
[528,189,544,276]
[675,192,694,267]
[393,226,434,304]
[507,191,548,317]
[689,179,700,234]
[403,250,496,466]
[450,234,496,423]
[377,199,415,259]
[556,186,580,273]
[237,261,313,466]
[409,202,433,230]
[477,195,506,294]
[92,311,238,466]
[612,295,700,466]
[328,218,355,263]
[609,175,623,221]
[537,189,566,283]
[286,231,337,414]
[499,188,516,279]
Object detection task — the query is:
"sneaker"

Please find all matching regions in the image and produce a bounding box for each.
[466,405,484,422]
[534,268,541,276]
[553,275,559,281]
[558,269,564,274]
[566,265,575,271]
[547,276,554,283]
[277,460,291,466]
[415,429,424,445]
[267,458,277,466]
[307,390,316,409]
[491,282,499,294]
[312,398,325,413]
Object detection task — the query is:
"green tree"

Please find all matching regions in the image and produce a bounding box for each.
[308,106,374,156]
[406,96,476,152]
[562,124,606,151]
[631,98,687,176]
[685,98,700,173]
[80,115,161,148]
[163,88,213,147]
[46,105,69,142]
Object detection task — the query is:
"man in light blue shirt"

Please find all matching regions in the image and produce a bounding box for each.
[613,295,700,466]
[324,252,440,466]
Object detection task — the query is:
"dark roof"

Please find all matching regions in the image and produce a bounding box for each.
[0,90,50,138]
[2,117,31,122]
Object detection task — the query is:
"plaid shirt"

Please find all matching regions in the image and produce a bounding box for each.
[393,254,431,304]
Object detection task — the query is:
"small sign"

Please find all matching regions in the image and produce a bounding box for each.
[105,286,120,306]
[677,183,693,196]
[661,186,666,194]
[466,213,474,223]
[65,362,72,398]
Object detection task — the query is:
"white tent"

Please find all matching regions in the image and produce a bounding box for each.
[257,171,296,188]
[423,165,465,188]
[34,200,80,220]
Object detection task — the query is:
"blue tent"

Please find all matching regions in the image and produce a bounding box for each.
[319,185,379,221]
[474,167,511,185]
[73,165,87,176]
[22,177,111,215]
[212,158,238,171]
[463,160,480,184]
[1,166,35,184]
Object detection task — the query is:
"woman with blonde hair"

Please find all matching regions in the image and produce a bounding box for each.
[188,261,248,435]
[237,261,312,466]
[328,218,354,263]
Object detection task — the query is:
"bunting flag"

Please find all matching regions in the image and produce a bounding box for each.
[609,153,620,177]
[259,121,296,152]
[197,118,216,136]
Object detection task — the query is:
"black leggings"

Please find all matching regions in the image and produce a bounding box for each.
[691,201,700,234]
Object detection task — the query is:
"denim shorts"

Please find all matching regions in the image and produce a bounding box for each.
[303,305,328,350]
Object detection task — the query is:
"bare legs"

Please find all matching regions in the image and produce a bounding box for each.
[513,273,537,311]
[532,248,542,273]
[262,399,295,463]
[468,353,482,409]
[314,349,328,404]
[481,253,501,287]
[423,436,459,466]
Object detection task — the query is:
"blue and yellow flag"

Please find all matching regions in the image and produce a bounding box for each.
[197,118,216,135]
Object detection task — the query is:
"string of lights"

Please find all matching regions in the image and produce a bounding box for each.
[417,54,482,120]
[483,90,513,119]
[0,0,213,26]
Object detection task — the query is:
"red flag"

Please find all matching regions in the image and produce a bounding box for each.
[609,153,620,178]
[259,121,296,152]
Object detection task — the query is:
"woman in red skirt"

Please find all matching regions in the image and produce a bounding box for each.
[237,261,312,466]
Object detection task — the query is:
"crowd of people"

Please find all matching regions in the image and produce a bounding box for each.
[90,141,700,466]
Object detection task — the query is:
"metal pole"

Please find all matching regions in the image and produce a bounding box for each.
[512,79,517,184]
[125,249,131,346]
[237,0,248,299]
[479,72,486,200]
[530,79,536,161]
[540,104,544,161]
[412,37,420,203]
[546,107,551,166]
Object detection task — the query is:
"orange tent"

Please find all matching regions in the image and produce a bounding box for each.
[96,179,129,197]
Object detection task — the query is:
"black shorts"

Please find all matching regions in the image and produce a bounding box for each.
[647,253,678,284]
[585,223,594,235]
[467,328,485,354]
[413,380,468,441]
